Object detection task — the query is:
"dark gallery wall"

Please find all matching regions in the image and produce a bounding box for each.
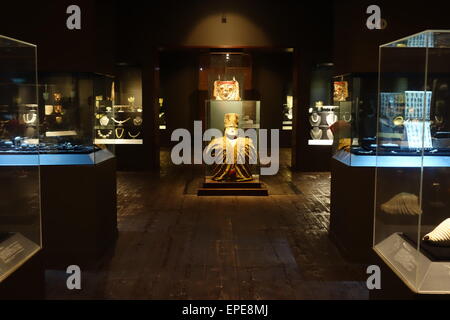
[116,0,333,57]
[159,51,199,141]
[333,0,450,74]
[250,50,294,150]
[0,0,115,74]
[251,51,293,132]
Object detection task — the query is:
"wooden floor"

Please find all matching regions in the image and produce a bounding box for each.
[45,149,369,300]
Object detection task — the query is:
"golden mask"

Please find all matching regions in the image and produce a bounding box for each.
[213,78,241,101]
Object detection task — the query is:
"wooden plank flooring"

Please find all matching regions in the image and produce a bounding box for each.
[45,149,369,300]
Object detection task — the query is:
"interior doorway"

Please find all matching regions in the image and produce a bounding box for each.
[157,47,295,164]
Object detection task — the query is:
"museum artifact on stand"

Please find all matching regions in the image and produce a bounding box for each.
[213,77,241,101]
[197,52,267,196]
[205,113,256,182]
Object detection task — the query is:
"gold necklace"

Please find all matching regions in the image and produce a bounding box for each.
[326,113,338,126]
[111,117,130,126]
[23,113,37,124]
[310,113,320,123]
[99,115,110,126]
[115,128,125,139]
[310,127,322,140]
[128,131,141,139]
[343,112,352,122]
[97,130,113,138]
[133,116,143,126]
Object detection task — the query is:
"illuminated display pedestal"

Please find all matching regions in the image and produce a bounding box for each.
[308,140,333,146]
[198,176,268,196]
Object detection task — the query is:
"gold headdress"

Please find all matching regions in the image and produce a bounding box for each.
[224,113,239,128]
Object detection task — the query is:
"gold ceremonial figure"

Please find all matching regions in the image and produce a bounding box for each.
[206,113,256,182]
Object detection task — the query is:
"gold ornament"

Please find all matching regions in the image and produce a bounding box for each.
[393,116,404,126]
[205,113,256,182]
[224,113,239,128]
[213,78,241,101]
[53,93,62,103]
[333,81,349,102]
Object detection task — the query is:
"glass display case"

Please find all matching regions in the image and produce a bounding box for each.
[94,67,143,145]
[329,73,382,263]
[331,73,379,166]
[0,35,41,283]
[201,53,261,184]
[158,98,166,130]
[282,95,293,131]
[203,52,251,101]
[34,72,115,164]
[307,63,336,144]
[374,30,450,294]
[205,100,261,182]
[308,102,338,146]
[38,73,96,153]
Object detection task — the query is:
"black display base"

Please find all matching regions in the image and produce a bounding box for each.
[0,250,45,300]
[0,232,12,243]
[403,233,450,261]
[298,145,332,172]
[280,130,292,148]
[329,157,375,263]
[115,144,148,171]
[40,157,118,269]
[370,251,450,300]
[198,178,269,196]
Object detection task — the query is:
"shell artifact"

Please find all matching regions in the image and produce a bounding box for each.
[381,192,422,215]
[423,218,450,246]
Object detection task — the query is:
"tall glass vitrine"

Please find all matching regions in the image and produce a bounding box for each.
[374,30,450,294]
[0,35,41,283]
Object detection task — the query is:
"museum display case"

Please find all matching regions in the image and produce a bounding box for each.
[204,53,259,181]
[373,30,450,294]
[94,67,143,145]
[202,52,251,100]
[34,72,115,164]
[331,73,378,165]
[159,98,166,130]
[205,100,261,183]
[198,53,266,196]
[307,64,336,145]
[282,95,293,131]
[329,73,381,262]
[307,102,338,146]
[0,35,42,286]
[33,72,117,267]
